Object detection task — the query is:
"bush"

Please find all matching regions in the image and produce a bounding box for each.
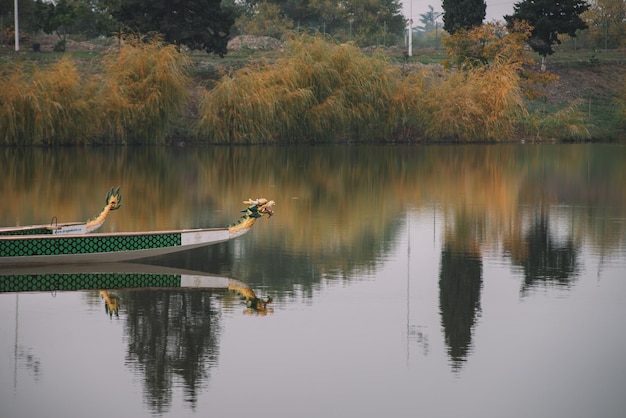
[94,37,191,144]
[417,62,527,141]
[0,57,92,145]
[53,39,66,52]
[196,34,400,143]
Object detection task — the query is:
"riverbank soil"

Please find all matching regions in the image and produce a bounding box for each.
[542,60,626,140]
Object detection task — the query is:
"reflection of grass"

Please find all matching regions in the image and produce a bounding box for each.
[2,145,624,259]
[1,144,624,284]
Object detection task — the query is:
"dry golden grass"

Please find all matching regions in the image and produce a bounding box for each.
[532,100,591,140]
[0,32,598,144]
[196,35,400,143]
[95,37,191,144]
[1,38,190,145]
[0,58,91,144]
[416,60,527,141]
[197,32,587,143]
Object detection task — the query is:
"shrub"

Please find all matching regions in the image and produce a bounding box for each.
[417,60,527,141]
[196,35,400,143]
[95,36,191,144]
[0,58,91,145]
[531,101,591,141]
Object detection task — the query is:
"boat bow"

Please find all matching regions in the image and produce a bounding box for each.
[1,197,275,266]
[228,198,275,237]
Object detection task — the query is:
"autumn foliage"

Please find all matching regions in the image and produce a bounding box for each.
[197,35,399,143]
[0,57,93,144]
[96,37,191,143]
[198,32,587,142]
[0,37,189,145]
[0,31,595,144]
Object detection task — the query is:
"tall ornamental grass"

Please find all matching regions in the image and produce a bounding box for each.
[417,58,528,141]
[96,37,191,144]
[1,33,593,144]
[0,58,92,145]
[392,68,429,139]
[196,35,400,143]
[1,38,190,145]
[197,32,584,144]
[527,101,590,141]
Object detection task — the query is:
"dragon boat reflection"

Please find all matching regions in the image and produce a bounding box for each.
[0,263,272,316]
[2,263,272,413]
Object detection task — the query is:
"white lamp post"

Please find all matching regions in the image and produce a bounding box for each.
[14,0,19,52]
[407,1,412,57]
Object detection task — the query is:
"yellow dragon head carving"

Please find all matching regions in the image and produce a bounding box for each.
[228,198,275,235]
[105,186,122,211]
[85,187,122,233]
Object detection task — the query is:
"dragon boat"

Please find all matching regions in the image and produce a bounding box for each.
[0,197,275,266]
[0,187,123,236]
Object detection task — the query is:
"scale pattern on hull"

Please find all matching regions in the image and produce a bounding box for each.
[0,273,182,293]
[2,233,181,258]
[0,228,52,236]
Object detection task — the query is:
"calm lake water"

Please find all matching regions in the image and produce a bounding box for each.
[1,144,625,418]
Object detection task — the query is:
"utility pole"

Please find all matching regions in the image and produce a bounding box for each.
[14,0,19,51]
[408,1,412,57]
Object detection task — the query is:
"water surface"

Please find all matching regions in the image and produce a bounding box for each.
[1,144,625,418]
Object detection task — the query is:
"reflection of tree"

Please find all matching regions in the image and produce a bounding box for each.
[141,242,235,274]
[123,290,221,415]
[229,214,405,299]
[514,215,579,294]
[439,241,483,372]
[2,144,626,256]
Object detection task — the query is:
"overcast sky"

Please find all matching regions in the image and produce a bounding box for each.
[402,1,518,23]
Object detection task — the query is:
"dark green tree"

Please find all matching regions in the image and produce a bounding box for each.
[237,0,405,46]
[419,5,442,33]
[505,0,590,68]
[1,0,38,46]
[111,0,235,56]
[442,0,486,34]
[68,0,118,38]
[34,0,85,51]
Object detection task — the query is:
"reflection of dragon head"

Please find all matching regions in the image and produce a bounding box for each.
[99,290,120,318]
[228,279,274,316]
[86,187,122,233]
[244,296,273,316]
[228,198,275,236]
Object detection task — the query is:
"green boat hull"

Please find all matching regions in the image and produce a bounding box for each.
[0,228,234,266]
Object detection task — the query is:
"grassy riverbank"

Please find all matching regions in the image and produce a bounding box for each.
[1,35,625,144]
